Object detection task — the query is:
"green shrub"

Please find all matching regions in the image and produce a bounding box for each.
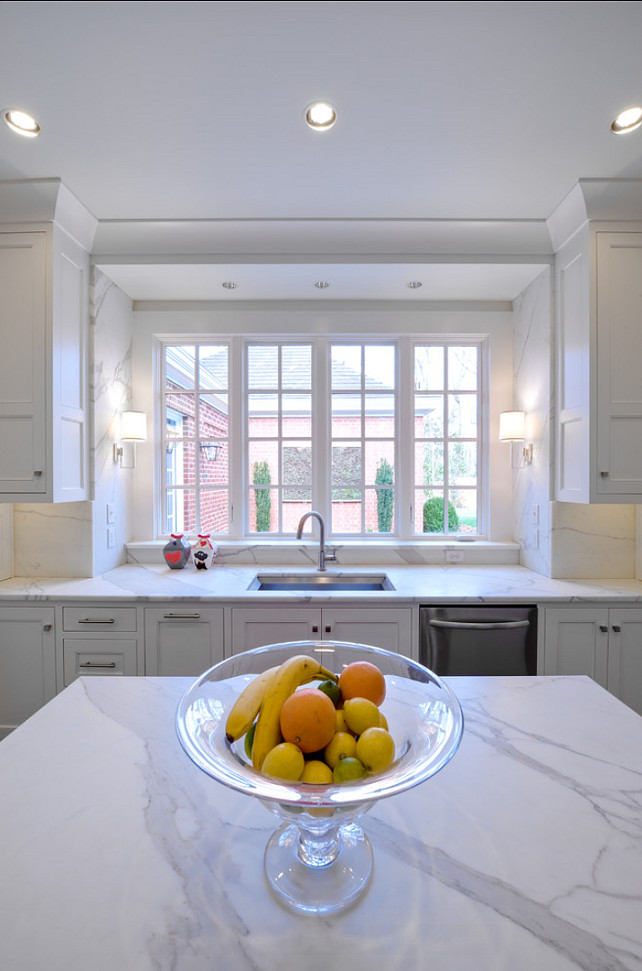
[375,458,394,532]
[253,460,272,532]
[423,496,459,533]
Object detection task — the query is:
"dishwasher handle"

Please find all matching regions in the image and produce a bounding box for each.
[428,618,530,631]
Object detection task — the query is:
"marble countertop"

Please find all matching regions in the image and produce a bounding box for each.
[1,674,640,970]
[2,561,642,603]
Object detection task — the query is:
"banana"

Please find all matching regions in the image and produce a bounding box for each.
[251,654,337,770]
[225,665,280,742]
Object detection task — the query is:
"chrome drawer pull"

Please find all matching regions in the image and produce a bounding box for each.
[78,618,116,624]
[79,661,117,669]
[429,619,530,630]
[163,613,201,619]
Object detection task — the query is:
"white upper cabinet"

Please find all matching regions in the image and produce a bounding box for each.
[0,225,89,502]
[555,226,642,502]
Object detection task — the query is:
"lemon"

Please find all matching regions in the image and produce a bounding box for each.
[261,742,305,780]
[355,727,395,773]
[335,709,349,733]
[343,697,382,736]
[333,757,366,783]
[324,731,357,769]
[301,760,333,784]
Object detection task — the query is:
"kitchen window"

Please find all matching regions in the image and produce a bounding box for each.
[159,337,484,539]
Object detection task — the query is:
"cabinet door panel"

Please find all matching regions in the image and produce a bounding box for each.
[544,608,608,686]
[145,608,224,676]
[607,610,642,716]
[0,606,55,737]
[322,608,411,655]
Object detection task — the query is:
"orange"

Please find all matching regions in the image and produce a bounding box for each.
[339,660,386,706]
[279,687,337,754]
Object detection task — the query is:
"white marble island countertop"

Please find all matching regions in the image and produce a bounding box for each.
[2,561,642,603]
[1,674,641,970]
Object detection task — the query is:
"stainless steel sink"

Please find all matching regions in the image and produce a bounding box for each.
[249,572,394,592]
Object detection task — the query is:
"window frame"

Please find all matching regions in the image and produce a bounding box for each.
[156,334,488,541]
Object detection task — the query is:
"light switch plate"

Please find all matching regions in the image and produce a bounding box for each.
[106,503,116,524]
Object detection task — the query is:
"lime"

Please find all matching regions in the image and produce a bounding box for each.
[244,721,256,760]
[261,742,305,781]
[324,731,357,769]
[355,727,395,773]
[332,757,366,783]
[301,760,333,784]
[317,680,341,707]
[343,697,382,736]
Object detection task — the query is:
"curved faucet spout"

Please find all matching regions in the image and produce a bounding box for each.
[296,511,336,572]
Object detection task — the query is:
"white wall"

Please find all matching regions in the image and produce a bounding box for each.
[130,303,517,544]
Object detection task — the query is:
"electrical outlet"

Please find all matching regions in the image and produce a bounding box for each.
[445,549,464,563]
[107,526,116,548]
[530,504,539,526]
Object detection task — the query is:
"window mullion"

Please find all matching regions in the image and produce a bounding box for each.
[399,338,413,540]
[313,337,329,523]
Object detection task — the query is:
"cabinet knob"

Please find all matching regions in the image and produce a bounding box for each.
[34,470,43,477]
[599,625,609,633]
[324,625,332,634]
[612,625,622,633]
[311,625,319,633]
[43,624,52,631]
[600,471,609,477]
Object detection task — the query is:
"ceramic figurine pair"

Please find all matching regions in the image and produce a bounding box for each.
[163,533,215,570]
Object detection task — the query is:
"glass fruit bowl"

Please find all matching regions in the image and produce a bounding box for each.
[176,640,464,916]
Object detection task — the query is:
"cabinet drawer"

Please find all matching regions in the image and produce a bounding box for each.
[62,606,138,632]
[63,638,138,686]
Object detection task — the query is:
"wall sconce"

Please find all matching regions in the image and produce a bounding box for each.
[499,411,533,468]
[200,442,223,462]
[114,411,148,468]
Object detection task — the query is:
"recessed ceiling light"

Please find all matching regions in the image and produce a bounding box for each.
[305,102,337,131]
[611,105,642,134]
[314,280,330,289]
[407,281,423,289]
[222,281,238,289]
[3,109,40,137]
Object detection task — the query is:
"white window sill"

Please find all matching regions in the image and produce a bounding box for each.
[126,538,520,568]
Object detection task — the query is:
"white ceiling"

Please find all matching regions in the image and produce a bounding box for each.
[2,1,642,301]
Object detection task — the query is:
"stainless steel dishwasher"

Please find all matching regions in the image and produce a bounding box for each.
[419,604,537,676]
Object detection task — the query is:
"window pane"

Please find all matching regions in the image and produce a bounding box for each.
[249,443,279,484]
[366,443,395,485]
[364,345,395,389]
[415,394,443,438]
[416,441,444,487]
[248,394,278,437]
[283,492,311,533]
[164,489,196,533]
[452,490,477,532]
[200,490,229,533]
[165,441,196,486]
[332,492,362,533]
[448,394,477,438]
[198,345,228,390]
[248,344,278,389]
[165,345,195,390]
[282,345,311,389]
[332,393,361,437]
[282,443,312,491]
[415,346,444,390]
[282,394,311,437]
[449,442,477,486]
[367,487,395,533]
[198,394,228,438]
[249,487,277,533]
[165,395,194,438]
[332,443,362,488]
[200,444,227,485]
[365,394,395,436]
[331,345,361,388]
[448,346,478,391]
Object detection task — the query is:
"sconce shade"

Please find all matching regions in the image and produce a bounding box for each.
[121,411,147,442]
[499,411,525,442]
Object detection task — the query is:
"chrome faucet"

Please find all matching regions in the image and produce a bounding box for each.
[296,511,336,572]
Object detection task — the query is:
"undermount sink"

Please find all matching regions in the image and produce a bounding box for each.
[249,573,394,592]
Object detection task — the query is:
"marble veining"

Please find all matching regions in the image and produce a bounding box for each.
[1,675,640,970]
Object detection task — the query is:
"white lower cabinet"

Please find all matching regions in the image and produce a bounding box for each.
[0,605,56,738]
[144,607,225,676]
[61,604,141,686]
[231,606,412,656]
[544,606,642,715]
